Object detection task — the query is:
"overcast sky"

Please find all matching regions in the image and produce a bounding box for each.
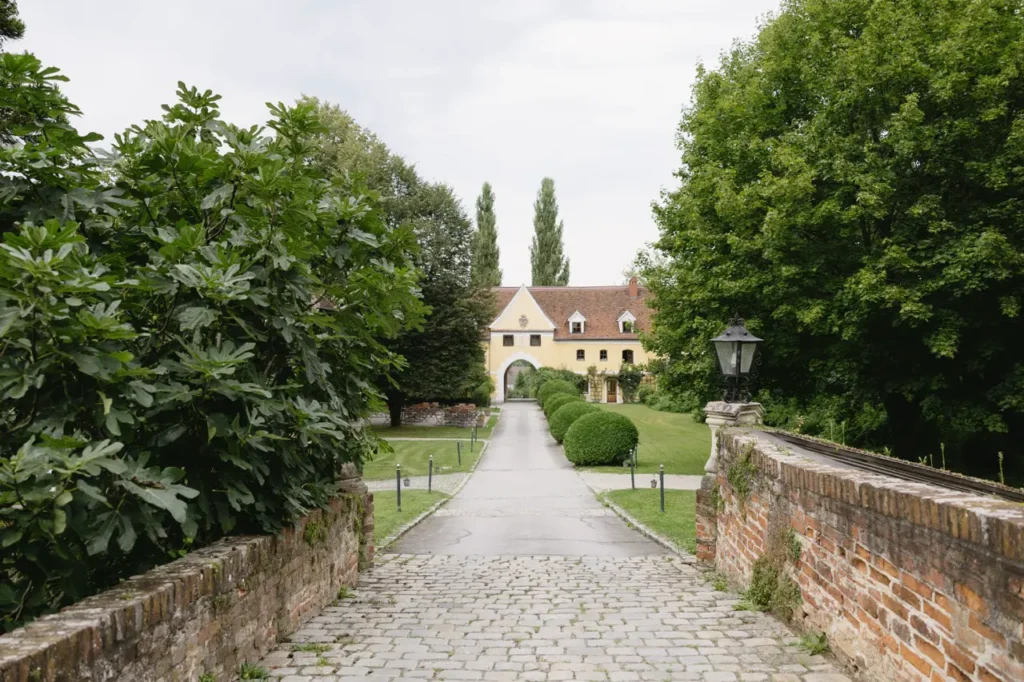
[18,0,779,286]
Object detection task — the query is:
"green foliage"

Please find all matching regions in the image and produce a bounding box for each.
[522,367,587,399]
[646,0,1024,482]
[726,446,757,504]
[536,379,578,409]
[563,411,639,466]
[471,182,501,288]
[198,674,216,682]
[616,363,643,403]
[238,663,269,680]
[0,59,422,629]
[304,98,489,424]
[336,585,353,600]
[542,393,582,419]
[302,517,329,546]
[530,178,569,285]
[292,643,331,653]
[0,1,23,49]
[799,631,830,656]
[549,402,600,443]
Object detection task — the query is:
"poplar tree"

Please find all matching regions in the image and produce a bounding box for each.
[471,181,502,287]
[530,177,570,285]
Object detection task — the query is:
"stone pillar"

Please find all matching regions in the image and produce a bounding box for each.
[695,401,764,563]
[338,462,374,569]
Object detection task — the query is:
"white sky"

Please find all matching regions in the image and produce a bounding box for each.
[18,0,780,286]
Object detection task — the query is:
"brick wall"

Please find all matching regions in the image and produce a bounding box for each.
[696,430,1024,682]
[0,469,374,682]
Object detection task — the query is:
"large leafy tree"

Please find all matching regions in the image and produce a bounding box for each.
[647,0,1024,479]
[471,181,502,288]
[530,177,570,285]
[0,57,423,627]
[305,98,490,424]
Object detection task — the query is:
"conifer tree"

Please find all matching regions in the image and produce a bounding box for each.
[471,181,502,287]
[530,177,570,285]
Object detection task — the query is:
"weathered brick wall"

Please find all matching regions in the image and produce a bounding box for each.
[697,429,1024,682]
[0,473,374,682]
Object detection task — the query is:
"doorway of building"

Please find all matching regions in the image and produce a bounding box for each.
[606,378,618,403]
[504,360,537,399]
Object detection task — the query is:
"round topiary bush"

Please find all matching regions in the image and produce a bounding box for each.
[563,411,639,466]
[549,402,600,443]
[536,379,578,409]
[543,393,582,419]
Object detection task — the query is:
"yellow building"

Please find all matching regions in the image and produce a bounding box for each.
[486,278,654,403]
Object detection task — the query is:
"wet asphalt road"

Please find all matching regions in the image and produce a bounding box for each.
[388,401,666,556]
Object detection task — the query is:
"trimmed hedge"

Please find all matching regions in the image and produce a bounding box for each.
[563,411,639,466]
[543,393,582,419]
[536,379,578,408]
[549,402,600,443]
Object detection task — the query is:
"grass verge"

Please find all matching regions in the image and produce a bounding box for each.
[372,490,448,544]
[588,404,709,475]
[603,489,697,553]
[363,440,481,479]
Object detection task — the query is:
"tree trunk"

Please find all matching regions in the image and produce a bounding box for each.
[388,394,403,428]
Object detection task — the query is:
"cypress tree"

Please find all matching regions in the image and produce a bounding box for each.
[530,177,570,285]
[471,181,502,287]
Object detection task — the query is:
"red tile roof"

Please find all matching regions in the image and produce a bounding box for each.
[491,284,652,340]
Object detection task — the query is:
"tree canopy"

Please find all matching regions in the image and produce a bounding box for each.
[645,0,1024,481]
[305,98,490,422]
[471,181,502,288]
[530,177,570,285]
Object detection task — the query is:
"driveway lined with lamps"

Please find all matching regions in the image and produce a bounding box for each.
[258,401,852,681]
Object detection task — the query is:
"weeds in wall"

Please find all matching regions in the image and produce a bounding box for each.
[303,514,330,546]
[726,443,757,506]
[798,631,830,655]
[238,662,269,680]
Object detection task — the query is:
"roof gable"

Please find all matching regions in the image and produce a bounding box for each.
[489,285,556,331]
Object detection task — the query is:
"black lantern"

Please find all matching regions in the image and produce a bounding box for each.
[712,318,762,402]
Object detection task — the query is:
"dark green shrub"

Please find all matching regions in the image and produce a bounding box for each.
[563,411,639,466]
[537,379,578,408]
[0,57,423,629]
[549,402,599,443]
[543,393,581,419]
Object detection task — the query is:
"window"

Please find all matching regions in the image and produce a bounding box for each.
[599,350,608,361]
[622,349,634,364]
[503,335,514,347]
[618,311,637,333]
[530,334,541,347]
[622,321,633,333]
[571,322,582,334]
[577,349,585,361]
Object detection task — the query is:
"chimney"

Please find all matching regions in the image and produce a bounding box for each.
[628,276,638,299]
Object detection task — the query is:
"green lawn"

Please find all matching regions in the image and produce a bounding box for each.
[362,439,482,480]
[371,412,498,440]
[604,489,697,553]
[587,404,709,475]
[372,490,448,544]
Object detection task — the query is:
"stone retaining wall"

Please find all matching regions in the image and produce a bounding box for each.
[696,429,1024,682]
[0,472,373,682]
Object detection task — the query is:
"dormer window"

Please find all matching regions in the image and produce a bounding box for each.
[617,310,637,334]
[568,310,586,334]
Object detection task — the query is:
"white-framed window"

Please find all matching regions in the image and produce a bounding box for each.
[622,349,634,364]
[576,349,585,361]
[617,310,637,334]
[503,335,514,346]
[568,311,586,334]
[600,350,608,361]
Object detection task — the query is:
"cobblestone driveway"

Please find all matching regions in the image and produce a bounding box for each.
[259,403,851,681]
[262,555,851,681]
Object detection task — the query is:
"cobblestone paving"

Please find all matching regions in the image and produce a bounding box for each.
[261,555,852,682]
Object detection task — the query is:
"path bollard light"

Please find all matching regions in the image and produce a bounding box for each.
[659,464,665,513]
[428,455,433,493]
[396,464,402,511]
[457,440,462,466]
[630,457,635,490]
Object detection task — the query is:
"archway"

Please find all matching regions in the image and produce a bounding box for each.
[495,352,542,402]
